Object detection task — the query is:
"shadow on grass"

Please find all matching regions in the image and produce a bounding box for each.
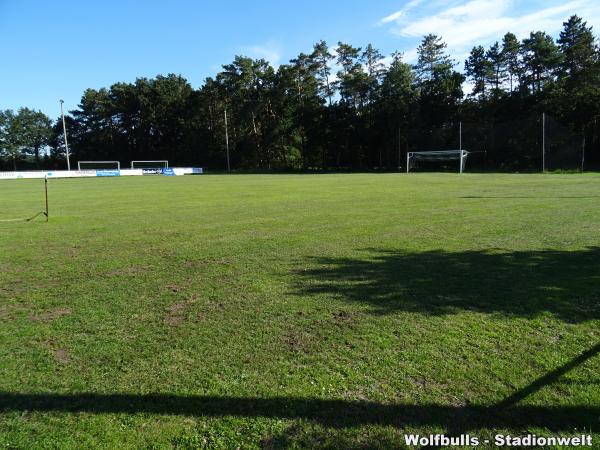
[0,396,598,432]
[0,343,598,434]
[2,344,599,429]
[292,247,600,322]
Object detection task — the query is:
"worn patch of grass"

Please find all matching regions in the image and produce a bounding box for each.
[1,173,599,448]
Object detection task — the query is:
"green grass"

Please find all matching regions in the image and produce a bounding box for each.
[0,173,599,449]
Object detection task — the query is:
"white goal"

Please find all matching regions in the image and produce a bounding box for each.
[131,160,169,169]
[406,150,469,173]
[77,161,121,170]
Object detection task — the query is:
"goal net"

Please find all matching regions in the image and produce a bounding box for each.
[77,161,121,170]
[406,150,469,173]
[131,160,169,169]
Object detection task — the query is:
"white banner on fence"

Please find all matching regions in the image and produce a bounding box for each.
[0,168,203,180]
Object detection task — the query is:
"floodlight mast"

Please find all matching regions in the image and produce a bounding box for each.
[224,108,231,173]
[60,100,71,171]
[542,112,546,173]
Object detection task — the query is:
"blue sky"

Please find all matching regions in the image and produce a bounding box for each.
[1,0,598,119]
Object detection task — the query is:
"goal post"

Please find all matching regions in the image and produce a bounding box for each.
[77,161,121,170]
[130,160,169,169]
[406,150,469,173]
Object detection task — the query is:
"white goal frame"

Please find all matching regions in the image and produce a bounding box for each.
[131,160,169,169]
[406,150,469,174]
[77,161,121,170]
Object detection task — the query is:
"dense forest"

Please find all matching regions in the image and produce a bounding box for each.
[1,15,599,172]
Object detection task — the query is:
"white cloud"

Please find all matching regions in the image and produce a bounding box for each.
[402,48,418,63]
[379,0,425,25]
[241,40,282,67]
[381,11,404,24]
[381,0,600,64]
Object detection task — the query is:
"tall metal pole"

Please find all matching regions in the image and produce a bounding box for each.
[60,100,71,171]
[224,108,230,173]
[398,128,401,171]
[542,112,545,173]
[459,121,462,150]
[581,134,585,173]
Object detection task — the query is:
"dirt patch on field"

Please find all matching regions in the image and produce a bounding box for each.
[29,307,71,323]
[40,338,72,365]
[0,304,27,320]
[329,310,361,330]
[52,347,71,364]
[282,330,317,354]
[164,297,197,326]
[0,279,29,297]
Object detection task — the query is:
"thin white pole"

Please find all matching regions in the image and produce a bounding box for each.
[398,128,401,171]
[406,152,410,173]
[581,134,585,173]
[224,108,230,173]
[542,112,545,173]
[60,100,71,171]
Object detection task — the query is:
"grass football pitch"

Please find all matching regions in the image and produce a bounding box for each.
[0,173,599,448]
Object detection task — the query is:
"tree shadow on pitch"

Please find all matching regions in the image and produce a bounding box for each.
[1,342,598,445]
[292,247,600,322]
[0,393,597,432]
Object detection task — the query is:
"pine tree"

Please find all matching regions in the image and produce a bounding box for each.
[486,42,507,94]
[521,31,563,93]
[310,41,335,105]
[557,15,598,81]
[501,32,521,93]
[465,46,490,98]
[414,34,453,82]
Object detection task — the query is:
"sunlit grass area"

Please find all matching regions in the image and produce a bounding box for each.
[1,173,599,448]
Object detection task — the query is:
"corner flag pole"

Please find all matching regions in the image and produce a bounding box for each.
[44,176,49,221]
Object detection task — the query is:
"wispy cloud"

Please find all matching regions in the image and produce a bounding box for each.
[380,0,600,63]
[241,40,282,67]
[379,0,424,25]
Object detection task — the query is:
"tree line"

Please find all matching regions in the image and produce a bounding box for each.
[1,15,599,172]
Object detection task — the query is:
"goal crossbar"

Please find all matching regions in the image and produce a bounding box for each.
[77,161,121,170]
[407,149,469,173]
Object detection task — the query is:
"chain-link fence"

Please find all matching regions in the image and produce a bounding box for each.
[406,114,587,172]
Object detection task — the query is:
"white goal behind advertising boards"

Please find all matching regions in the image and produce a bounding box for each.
[131,160,169,169]
[77,161,121,170]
